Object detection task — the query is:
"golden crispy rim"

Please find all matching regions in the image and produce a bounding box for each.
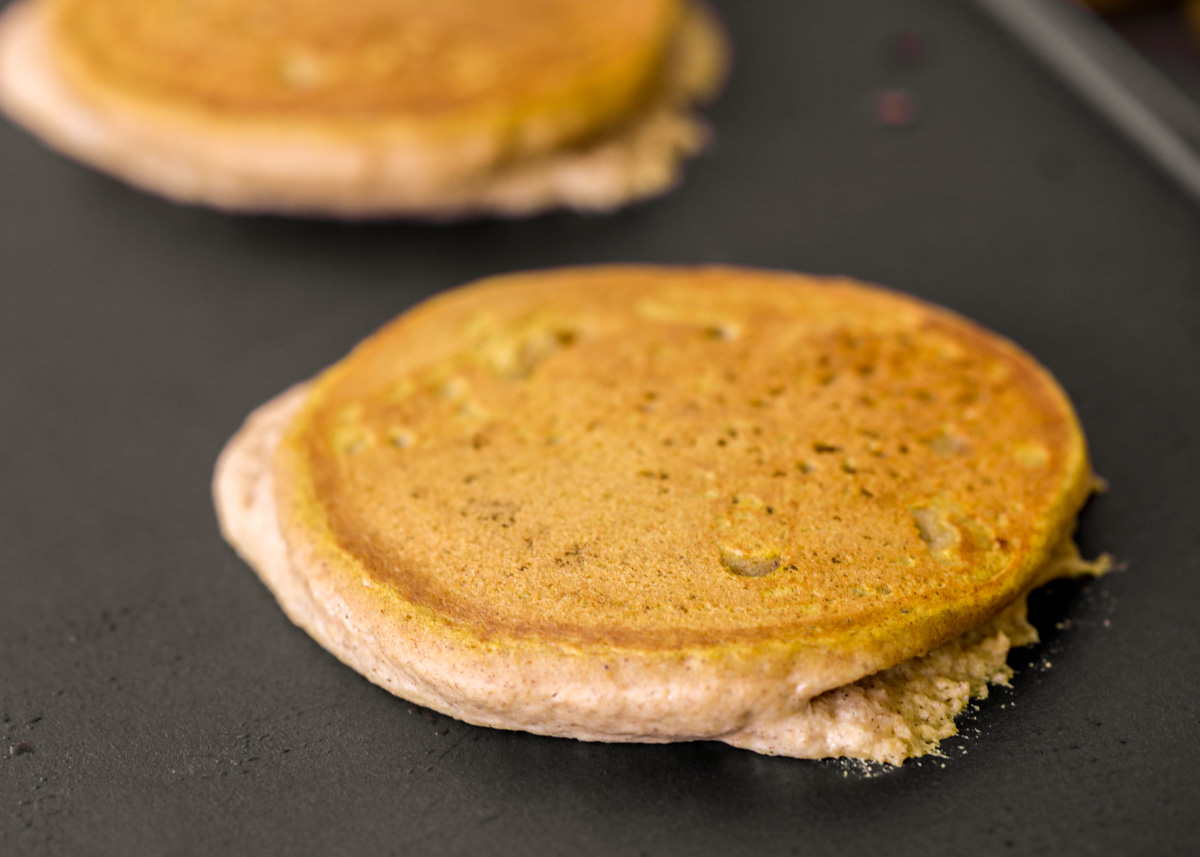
[0,0,726,216]
[265,267,1092,702]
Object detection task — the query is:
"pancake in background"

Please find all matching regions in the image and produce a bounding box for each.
[1188,1,1200,40]
[214,266,1107,763]
[0,0,726,217]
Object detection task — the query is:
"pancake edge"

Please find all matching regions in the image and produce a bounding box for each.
[0,0,726,218]
[214,381,1104,763]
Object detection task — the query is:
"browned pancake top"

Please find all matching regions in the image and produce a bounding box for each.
[48,0,682,145]
[275,267,1091,659]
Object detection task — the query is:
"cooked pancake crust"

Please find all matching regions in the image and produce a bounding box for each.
[0,1,725,216]
[215,267,1099,761]
[47,0,681,146]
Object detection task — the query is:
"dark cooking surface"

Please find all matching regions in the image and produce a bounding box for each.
[2,0,1198,854]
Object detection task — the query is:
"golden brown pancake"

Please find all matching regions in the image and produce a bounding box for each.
[0,0,726,217]
[214,266,1106,763]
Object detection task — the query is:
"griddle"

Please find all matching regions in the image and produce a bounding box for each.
[2,1,1198,854]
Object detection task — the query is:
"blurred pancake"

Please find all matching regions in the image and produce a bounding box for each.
[214,266,1106,763]
[1189,0,1200,40]
[0,0,726,217]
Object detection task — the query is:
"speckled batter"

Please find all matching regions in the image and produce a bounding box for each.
[215,267,1106,762]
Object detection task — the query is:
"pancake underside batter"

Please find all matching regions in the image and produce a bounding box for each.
[215,385,1104,765]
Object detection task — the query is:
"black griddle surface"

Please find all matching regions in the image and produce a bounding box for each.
[2,1,1198,854]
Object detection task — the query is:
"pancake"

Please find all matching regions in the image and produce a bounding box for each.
[0,0,726,217]
[214,266,1107,763]
[1189,1,1200,41]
